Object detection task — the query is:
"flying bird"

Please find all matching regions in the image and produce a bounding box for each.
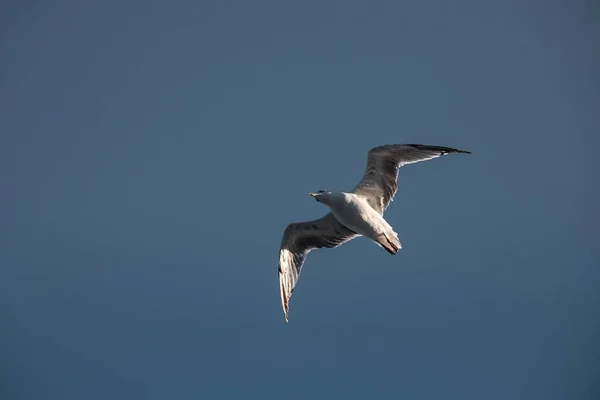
[278,143,471,322]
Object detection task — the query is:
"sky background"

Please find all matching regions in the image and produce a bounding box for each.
[1,0,599,398]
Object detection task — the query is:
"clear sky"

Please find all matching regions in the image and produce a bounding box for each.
[1,0,598,398]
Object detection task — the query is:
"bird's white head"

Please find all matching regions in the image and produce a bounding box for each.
[309,190,333,205]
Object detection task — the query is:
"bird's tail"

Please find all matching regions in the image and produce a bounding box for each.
[374,231,401,255]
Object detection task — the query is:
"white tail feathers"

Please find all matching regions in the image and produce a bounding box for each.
[374,231,401,255]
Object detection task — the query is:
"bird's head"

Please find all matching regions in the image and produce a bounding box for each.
[309,190,332,204]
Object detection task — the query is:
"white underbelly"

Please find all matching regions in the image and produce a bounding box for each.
[330,198,390,238]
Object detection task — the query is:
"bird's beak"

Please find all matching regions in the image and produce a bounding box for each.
[309,192,318,197]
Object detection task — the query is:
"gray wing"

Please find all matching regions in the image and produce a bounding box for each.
[352,144,471,213]
[278,212,359,322]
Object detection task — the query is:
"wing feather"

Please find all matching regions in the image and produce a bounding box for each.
[278,212,358,322]
[352,144,471,213]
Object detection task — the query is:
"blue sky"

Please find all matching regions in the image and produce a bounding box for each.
[1,0,598,398]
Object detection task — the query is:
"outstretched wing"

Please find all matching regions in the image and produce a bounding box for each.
[352,144,471,213]
[278,212,359,322]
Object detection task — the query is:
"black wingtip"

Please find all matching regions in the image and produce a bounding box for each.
[406,144,472,155]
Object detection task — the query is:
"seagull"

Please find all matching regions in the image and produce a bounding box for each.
[278,143,471,322]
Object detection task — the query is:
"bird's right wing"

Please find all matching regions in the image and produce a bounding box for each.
[278,212,359,322]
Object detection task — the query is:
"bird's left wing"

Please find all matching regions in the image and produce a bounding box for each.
[352,144,471,213]
[279,212,359,322]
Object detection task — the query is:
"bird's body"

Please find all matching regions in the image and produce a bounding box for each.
[278,143,471,321]
[317,192,401,254]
